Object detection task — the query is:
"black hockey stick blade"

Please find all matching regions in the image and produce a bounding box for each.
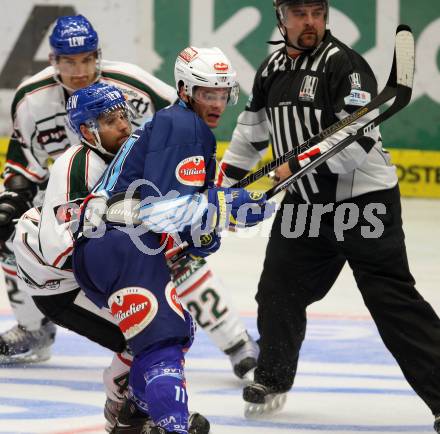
[231,25,409,190]
[265,25,414,200]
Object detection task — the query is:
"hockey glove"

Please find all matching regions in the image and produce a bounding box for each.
[206,187,275,230]
[184,230,221,259]
[165,231,220,264]
[0,191,33,241]
[167,230,221,264]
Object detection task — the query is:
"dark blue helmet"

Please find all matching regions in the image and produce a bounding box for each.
[49,15,99,56]
[67,82,127,136]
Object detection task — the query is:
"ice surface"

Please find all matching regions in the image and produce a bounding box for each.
[1,198,439,433]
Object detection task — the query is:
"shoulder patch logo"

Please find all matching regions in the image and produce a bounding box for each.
[349,73,362,89]
[175,156,206,186]
[165,282,185,320]
[299,75,318,102]
[109,287,158,339]
[344,90,371,107]
[54,203,81,224]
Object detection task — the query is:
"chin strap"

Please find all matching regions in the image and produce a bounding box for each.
[267,39,310,52]
[268,24,312,52]
[178,97,195,112]
[80,127,115,158]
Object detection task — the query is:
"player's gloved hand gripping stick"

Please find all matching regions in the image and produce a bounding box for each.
[166,187,274,262]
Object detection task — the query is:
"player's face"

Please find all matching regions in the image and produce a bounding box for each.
[97,108,132,154]
[282,3,326,50]
[191,87,230,129]
[56,51,98,91]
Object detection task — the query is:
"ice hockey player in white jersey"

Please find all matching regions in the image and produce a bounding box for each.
[0,14,175,363]
[0,14,258,380]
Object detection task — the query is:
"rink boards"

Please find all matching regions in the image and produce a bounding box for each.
[0,314,434,434]
[0,139,440,198]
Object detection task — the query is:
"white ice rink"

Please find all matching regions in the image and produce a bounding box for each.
[1,197,440,434]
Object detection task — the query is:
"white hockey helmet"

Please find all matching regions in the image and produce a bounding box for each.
[174,46,239,106]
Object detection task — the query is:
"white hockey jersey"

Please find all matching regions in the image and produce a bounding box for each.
[13,144,108,296]
[4,60,176,184]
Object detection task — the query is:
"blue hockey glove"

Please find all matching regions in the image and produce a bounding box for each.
[206,187,275,230]
[180,230,221,260]
[165,230,221,265]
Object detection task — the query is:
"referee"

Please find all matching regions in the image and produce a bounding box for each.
[219,0,440,429]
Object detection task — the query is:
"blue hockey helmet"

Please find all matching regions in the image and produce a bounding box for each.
[49,15,99,56]
[67,82,130,155]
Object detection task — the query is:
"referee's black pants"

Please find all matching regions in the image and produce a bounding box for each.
[254,185,440,414]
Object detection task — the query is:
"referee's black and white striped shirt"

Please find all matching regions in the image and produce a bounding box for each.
[219,30,398,203]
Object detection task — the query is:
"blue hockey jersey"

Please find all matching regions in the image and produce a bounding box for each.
[93,102,217,233]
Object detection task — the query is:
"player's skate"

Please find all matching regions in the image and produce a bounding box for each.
[226,333,259,379]
[188,412,211,434]
[0,321,56,364]
[109,397,154,433]
[110,398,210,434]
[105,398,125,432]
[434,414,440,433]
[243,382,288,418]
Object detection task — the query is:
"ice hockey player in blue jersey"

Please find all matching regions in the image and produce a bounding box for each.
[13,81,210,433]
[72,47,275,434]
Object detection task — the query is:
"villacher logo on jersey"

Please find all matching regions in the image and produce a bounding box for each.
[165,282,185,320]
[109,287,158,339]
[114,302,148,321]
[175,156,206,186]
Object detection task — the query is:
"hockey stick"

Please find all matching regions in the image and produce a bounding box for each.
[265,24,414,200]
[232,24,409,190]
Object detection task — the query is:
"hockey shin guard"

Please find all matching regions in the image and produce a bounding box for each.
[130,344,189,433]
